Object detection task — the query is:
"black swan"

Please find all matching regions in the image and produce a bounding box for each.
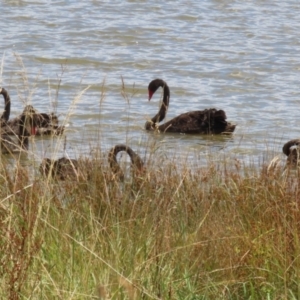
[0,88,64,136]
[5,105,64,136]
[40,144,144,181]
[39,157,80,180]
[0,110,38,154]
[145,79,236,134]
[282,139,300,167]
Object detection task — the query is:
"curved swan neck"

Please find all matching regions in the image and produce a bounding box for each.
[108,144,144,179]
[0,88,11,123]
[149,79,170,124]
[283,139,300,156]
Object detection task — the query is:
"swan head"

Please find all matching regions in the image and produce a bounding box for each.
[145,120,160,132]
[145,120,153,130]
[148,78,165,100]
[23,105,37,114]
[19,110,41,137]
[0,87,6,95]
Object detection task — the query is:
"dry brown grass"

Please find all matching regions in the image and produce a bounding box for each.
[1,56,300,299]
[0,152,300,299]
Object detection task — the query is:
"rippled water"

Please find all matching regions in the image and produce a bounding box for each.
[1,0,300,168]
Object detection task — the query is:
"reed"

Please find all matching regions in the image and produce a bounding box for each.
[1,147,300,299]
[1,58,300,299]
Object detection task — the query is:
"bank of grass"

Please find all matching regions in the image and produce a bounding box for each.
[1,148,300,300]
[1,57,300,298]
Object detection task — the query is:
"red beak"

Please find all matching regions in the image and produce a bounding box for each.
[31,127,37,135]
[148,90,154,101]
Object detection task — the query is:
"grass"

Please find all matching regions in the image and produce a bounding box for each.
[1,56,300,299]
[1,147,300,299]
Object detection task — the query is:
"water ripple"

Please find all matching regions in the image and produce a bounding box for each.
[1,0,300,166]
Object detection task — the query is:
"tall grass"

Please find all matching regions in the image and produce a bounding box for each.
[1,149,300,299]
[1,56,300,299]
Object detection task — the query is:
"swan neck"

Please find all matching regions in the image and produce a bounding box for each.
[108,144,143,178]
[108,145,124,179]
[150,82,170,124]
[0,88,11,123]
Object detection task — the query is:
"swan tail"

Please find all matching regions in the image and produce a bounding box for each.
[209,109,236,134]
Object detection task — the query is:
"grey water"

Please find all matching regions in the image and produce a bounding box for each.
[1,0,300,169]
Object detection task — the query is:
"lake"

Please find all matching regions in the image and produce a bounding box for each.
[1,0,300,169]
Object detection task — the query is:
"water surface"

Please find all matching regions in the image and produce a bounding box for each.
[1,0,300,169]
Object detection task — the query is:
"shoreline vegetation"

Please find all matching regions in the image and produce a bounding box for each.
[1,59,300,299]
[1,142,300,299]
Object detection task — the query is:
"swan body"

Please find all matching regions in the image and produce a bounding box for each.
[0,114,38,154]
[0,88,38,154]
[39,157,80,180]
[145,79,236,134]
[5,105,64,136]
[0,88,64,136]
[40,144,144,181]
[282,139,300,167]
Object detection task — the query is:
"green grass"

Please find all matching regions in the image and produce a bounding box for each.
[1,148,300,300]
